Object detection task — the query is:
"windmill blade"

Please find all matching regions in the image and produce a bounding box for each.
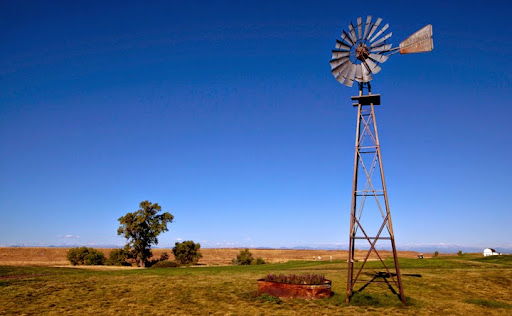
[363,16,372,40]
[370,23,389,43]
[341,30,354,46]
[335,62,353,84]
[362,63,373,82]
[335,39,351,51]
[333,64,350,84]
[331,58,350,75]
[366,17,382,41]
[355,63,363,82]
[362,61,371,73]
[330,56,349,69]
[370,43,392,53]
[336,61,353,84]
[369,53,389,63]
[364,58,382,74]
[331,50,350,59]
[371,32,392,47]
[348,23,358,43]
[335,73,347,85]
[357,17,362,39]
[344,63,357,87]
[400,24,434,54]
[339,62,352,79]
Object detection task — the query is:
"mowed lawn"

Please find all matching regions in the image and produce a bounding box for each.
[1,255,511,315]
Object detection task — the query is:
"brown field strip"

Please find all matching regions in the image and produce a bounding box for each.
[0,247,420,266]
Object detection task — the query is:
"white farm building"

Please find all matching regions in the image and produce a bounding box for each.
[483,248,502,257]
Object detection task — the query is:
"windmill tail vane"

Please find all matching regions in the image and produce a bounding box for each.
[399,24,434,54]
[330,16,433,88]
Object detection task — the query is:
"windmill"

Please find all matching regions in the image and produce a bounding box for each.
[330,16,433,305]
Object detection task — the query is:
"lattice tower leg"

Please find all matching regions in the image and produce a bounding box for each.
[345,94,405,305]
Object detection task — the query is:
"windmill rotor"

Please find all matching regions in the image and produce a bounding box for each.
[330,16,433,88]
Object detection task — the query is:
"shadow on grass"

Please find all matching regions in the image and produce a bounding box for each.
[355,271,422,303]
[349,292,419,308]
[465,299,512,309]
[357,277,397,301]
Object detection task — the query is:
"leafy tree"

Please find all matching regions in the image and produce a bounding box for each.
[117,200,174,267]
[457,250,463,256]
[172,240,203,265]
[434,251,439,258]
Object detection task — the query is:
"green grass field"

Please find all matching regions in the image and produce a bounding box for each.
[1,254,511,315]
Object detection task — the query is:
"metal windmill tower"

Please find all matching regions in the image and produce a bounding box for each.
[330,16,433,305]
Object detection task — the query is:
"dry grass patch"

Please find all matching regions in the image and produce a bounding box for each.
[1,256,511,315]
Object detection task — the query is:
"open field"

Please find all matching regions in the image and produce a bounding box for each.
[1,250,511,315]
[0,247,423,266]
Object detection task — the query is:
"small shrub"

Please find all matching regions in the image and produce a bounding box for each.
[150,260,180,268]
[232,252,266,265]
[264,273,326,285]
[253,257,266,265]
[159,252,170,261]
[67,247,87,265]
[106,248,130,266]
[173,241,203,265]
[457,250,463,256]
[257,293,282,304]
[85,251,106,265]
[146,251,172,267]
[67,247,105,266]
[434,251,439,258]
[235,249,254,265]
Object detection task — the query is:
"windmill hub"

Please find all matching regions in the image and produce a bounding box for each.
[355,43,369,62]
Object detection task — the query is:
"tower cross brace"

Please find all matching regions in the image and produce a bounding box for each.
[346,83,405,305]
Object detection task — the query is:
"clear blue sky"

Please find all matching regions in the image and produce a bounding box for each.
[1,1,511,250]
